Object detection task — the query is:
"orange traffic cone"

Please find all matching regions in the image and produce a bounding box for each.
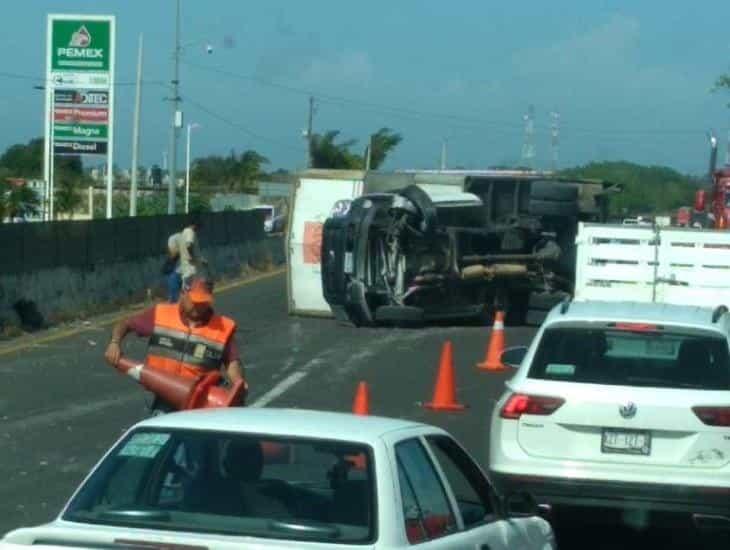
[138,366,198,410]
[424,341,465,411]
[114,357,245,411]
[352,381,370,415]
[348,381,370,470]
[477,310,507,372]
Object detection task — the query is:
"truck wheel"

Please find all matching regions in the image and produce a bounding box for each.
[530,181,578,202]
[529,199,578,217]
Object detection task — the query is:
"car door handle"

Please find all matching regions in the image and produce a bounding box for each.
[480,545,492,550]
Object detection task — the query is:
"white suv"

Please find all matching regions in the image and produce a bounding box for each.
[489,300,730,528]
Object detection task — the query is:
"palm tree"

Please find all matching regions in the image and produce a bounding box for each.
[0,180,40,221]
[310,131,362,169]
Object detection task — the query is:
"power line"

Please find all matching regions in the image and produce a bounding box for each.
[181,60,526,131]
[183,94,302,153]
[181,60,706,138]
[0,69,165,88]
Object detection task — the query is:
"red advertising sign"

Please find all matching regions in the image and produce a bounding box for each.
[54,106,108,124]
[303,221,324,264]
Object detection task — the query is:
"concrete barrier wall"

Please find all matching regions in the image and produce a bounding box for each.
[0,212,286,330]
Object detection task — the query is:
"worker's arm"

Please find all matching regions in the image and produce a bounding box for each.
[225,360,244,383]
[222,334,245,384]
[104,319,132,366]
[104,308,155,366]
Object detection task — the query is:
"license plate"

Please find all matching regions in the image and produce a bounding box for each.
[344,252,354,274]
[601,429,651,456]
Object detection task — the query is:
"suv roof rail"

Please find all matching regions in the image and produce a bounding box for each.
[560,296,572,315]
[712,305,728,324]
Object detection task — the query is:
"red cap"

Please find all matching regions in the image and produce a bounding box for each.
[187,278,214,304]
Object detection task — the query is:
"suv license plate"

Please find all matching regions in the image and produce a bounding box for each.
[601,429,651,456]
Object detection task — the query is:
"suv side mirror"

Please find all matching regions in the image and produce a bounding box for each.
[500,346,528,369]
[503,491,539,518]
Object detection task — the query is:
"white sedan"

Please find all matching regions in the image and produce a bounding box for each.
[490,300,730,529]
[4,408,554,549]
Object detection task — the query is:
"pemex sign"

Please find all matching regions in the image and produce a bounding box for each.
[45,14,116,219]
[52,20,111,72]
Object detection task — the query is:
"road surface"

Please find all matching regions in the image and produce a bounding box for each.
[0,272,726,548]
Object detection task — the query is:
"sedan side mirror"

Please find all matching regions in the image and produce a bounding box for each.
[503,491,539,518]
[500,346,528,369]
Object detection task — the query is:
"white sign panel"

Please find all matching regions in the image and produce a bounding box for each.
[287,178,363,316]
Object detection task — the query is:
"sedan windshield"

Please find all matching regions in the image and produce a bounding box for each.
[63,429,375,543]
[529,326,730,390]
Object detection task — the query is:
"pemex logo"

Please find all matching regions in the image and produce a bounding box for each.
[56,22,104,64]
[69,25,91,48]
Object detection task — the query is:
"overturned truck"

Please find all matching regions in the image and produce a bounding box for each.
[321,171,620,326]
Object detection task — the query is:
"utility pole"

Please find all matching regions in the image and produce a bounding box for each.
[130,34,143,217]
[185,122,200,214]
[521,104,536,170]
[440,139,447,170]
[365,134,373,171]
[305,96,315,168]
[550,110,560,172]
[168,0,181,214]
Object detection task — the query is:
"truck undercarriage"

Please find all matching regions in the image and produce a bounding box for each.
[322,174,617,326]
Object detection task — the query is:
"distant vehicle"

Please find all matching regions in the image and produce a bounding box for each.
[676,133,730,229]
[253,204,285,233]
[621,217,651,226]
[489,300,730,530]
[320,171,620,327]
[3,408,555,549]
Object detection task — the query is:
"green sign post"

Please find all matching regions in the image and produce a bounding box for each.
[45,14,115,220]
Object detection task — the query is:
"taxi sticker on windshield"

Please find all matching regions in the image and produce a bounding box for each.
[119,432,171,459]
[545,363,576,376]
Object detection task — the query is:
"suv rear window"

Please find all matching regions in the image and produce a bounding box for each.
[528,326,730,390]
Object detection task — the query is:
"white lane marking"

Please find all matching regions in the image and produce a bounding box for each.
[1,393,141,433]
[250,371,308,408]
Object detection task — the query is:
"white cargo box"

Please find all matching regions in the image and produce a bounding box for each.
[575,223,730,308]
[287,176,364,316]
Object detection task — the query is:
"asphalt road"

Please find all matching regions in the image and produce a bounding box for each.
[0,271,727,548]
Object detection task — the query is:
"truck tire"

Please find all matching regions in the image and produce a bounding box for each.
[530,181,578,202]
[529,199,578,217]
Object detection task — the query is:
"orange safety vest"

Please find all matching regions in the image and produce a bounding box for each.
[146,304,237,379]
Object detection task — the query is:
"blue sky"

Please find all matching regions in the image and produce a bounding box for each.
[2,0,730,174]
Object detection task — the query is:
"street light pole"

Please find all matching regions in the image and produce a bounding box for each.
[130,33,143,217]
[185,122,199,214]
[168,0,181,214]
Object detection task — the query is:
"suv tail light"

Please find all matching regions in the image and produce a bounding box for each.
[500,393,565,420]
[693,406,730,427]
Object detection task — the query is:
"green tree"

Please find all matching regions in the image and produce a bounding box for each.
[54,172,84,218]
[192,149,269,192]
[559,161,697,217]
[368,127,402,169]
[310,131,363,169]
[0,138,43,177]
[0,179,41,220]
[236,150,269,193]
